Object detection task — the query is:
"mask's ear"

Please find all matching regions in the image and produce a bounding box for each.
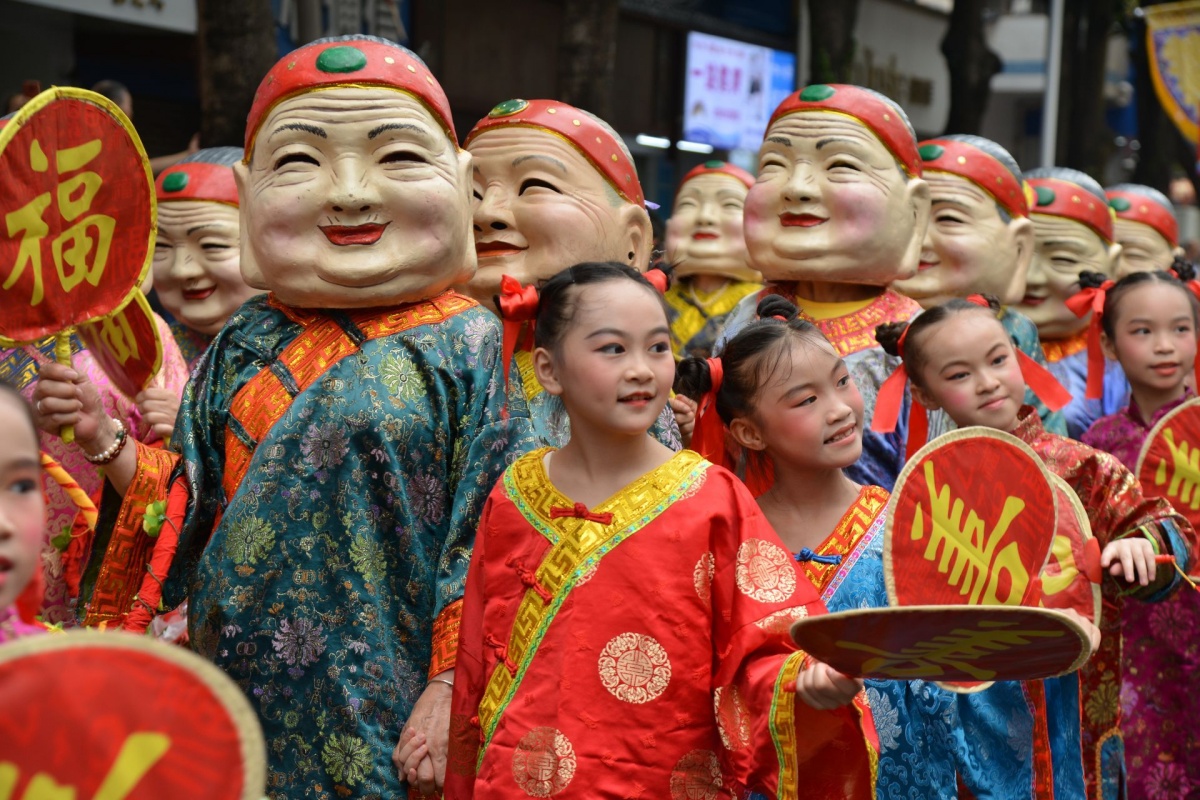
[894,176,932,280]
[1003,216,1035,306]
[619,203,654,270]
[532,346,563,397]
[1105,241,1123,277]
[233,161,268,290]
[454,146,479,278]
[728,416,766,452]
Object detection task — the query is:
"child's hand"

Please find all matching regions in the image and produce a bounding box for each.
[136,388,181,442]
[32,361,109,447]
[1101,538,1157,586]
[794,659,863,710]
[393,727,434,792]
[670,395,698,448]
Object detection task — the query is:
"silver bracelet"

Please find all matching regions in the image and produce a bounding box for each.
[428,677,454,689]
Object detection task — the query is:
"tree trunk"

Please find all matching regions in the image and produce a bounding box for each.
[197,0,278,148]
[940,0,1001,135]
[807,0,860,84]
[1057,0,1117,176]
[558,0,620,120]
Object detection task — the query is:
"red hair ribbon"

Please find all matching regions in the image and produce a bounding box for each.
[644,269,669,295]
[871,324,927,458]
[496,275,540,387]
[690,357,732,467]
[1065,281,1113,400]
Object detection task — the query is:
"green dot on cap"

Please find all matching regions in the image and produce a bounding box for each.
[161,171,188,192]
[316,45,368,74]
[703,160,726,169]
[918,144,944,162]
[1108,196,1131,212]
[489,99,528,118]
[799,84,836,102]
[1034,186,1056,207]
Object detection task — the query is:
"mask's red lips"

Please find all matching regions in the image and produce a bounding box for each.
[182,286,216,301]
[321,223,389,246]
[692,232,719,240]
[780,213,827,228]
[476,241,527,258]
[918,261,938,272]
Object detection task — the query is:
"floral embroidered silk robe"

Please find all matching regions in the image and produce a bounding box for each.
[1012,407,1195,800]
[717,285,921,490]
[448,448,878,799]
[104,292,534,798]
[1082,393,1200,800]
[664,277,762,360]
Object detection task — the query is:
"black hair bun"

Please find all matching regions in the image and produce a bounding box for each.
[1078,270,1109,290]
[674,356,713,400]
[875,321,908,357]
[756,294,799,322]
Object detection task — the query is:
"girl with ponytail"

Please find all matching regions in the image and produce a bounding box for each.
[1074,261,1200,798]
[873,292,1195,799]
[446,262,877,800]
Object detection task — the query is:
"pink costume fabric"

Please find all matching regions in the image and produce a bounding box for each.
[0,313,188,625]
[0,604,45,644]
[1083,394,1200,799]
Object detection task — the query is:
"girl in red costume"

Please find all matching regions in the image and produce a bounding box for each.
[440,262,877,799]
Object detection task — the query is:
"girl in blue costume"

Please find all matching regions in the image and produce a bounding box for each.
[679,294,1085,799]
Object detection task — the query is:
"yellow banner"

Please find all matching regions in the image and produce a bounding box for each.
[1146,0,1200,144]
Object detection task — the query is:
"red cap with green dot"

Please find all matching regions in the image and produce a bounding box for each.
[676,160,754,195]
[1105,189,1178,246]
[768,84,921,178]
[1028,177,1115,243]
[464,99,644,207]
[243,39,456,160]
[918,139,1029,219]
[155,163,238,207]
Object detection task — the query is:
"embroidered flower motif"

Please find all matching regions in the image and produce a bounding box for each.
[713,685,751,751]
[1083,677,1120,727]
[865,687,901,751]
[1145,761,1190,800]
[226,516,276,565]
[349,533,387,584]
[753,606,808,636]
[409,471,446,524]
[380,352,425,404]
[597,632,671,704]
[669,749,722,800]
[735,539,796,603]
[300,421,349,470]
[693,552,715,605]
[1150,600,1191,650]
[463,316,492,368]
[512,727,576,797]
[321,732,372,787]
[273,617,327,667]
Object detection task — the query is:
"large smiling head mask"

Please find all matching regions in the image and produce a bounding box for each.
[744,84,930,286]
[461,99,653,313]
[236,35,475,309]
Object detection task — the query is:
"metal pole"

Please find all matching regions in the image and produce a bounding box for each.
[797,0,810,87]
[297,0,323,45]
[1040,0,1065,167]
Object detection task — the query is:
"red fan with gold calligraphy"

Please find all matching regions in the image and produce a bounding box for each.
[0,631,265,799]
[792,429,1097,690]
[1136,397,1200,531]
[0,87,160,436]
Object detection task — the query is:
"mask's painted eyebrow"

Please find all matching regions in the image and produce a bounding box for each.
[815,137,859,150]
[185,223,235,237]
[270,122,326,140]
[368,122,423,139]
[512,154,568,173]
[764,136,791,147]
